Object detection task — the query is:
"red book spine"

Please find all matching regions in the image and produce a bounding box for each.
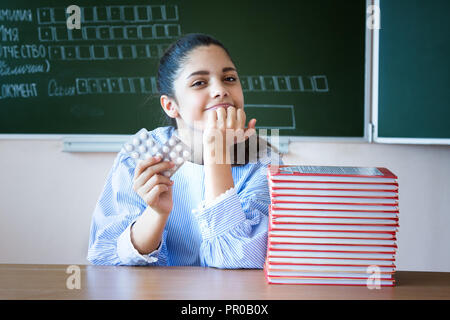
[268,165,398,179]
[271,193,399,200]
[271,206,400,214]
[269,248,397,254]
[268,261,396,267]
[269,240,398,249]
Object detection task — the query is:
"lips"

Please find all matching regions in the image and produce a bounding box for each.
[205,103,234,111]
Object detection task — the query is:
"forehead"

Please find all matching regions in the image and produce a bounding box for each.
[181,45,235,73]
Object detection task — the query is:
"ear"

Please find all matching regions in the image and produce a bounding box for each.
[160,95,179,118]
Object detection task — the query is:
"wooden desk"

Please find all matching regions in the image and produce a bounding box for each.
[0,264,449,300]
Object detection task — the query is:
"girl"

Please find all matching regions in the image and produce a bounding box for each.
[87,33,282,268]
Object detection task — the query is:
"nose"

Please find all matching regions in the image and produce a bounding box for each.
[210,80,229,99]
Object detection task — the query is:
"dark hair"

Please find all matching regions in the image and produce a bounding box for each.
[156,33,278,165]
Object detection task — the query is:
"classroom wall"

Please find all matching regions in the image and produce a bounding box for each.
[0,139,449,272]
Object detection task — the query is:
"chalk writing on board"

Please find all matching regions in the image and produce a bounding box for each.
[0,25,19,41]
[241,75,329,93]
[0,3,329,102]
[0,60,48,76]
[48,43,168,60]
[48,79,75,97]
[0,44,47,59]
[37,5,178,24]
[0,9,33,22]
[245,104,296,130]
[74,75,329,95]
[38,24,181,41]
[0,82,37,99]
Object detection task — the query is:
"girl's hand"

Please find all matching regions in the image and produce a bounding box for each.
[203,107,257,157]
[132,156,175,215]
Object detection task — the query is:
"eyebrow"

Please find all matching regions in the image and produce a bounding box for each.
[186,67,237,79]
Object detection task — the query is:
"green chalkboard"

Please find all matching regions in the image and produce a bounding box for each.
[0,0,366,137]
[378,0,450,140]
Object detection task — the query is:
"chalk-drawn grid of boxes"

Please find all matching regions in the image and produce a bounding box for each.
[48,43,170,60]
[75,75,330,95]
[37,5,178,24]
[240,75,329,92]
[38,24,181,41]
[76,77,158,95]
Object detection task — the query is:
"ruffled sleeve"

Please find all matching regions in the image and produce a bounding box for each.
[191,152,282,269]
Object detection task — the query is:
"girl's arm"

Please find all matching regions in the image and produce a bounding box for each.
[203,107,255,204]
[203,143,234,204]
[193,149,282,269]
[130,207,168,255]
[194,107,273,269]
[129,156,174,254]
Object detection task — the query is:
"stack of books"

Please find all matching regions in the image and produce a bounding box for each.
[264,165,399,286]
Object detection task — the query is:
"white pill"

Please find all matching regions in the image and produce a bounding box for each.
[176,157,184,165]
[169,151,177,159]
[168,137,176,146]
[124,143,134,152]
[132,138,141,146]
[139,131,148,140]
[144,153,152,160]
[175,144,183,152]
[146,139,154,147]
[152,146,159,154]
[182,150,190,159]
[162,146,170,153]
[155,152,163,159]
[139,145,147,153]
[131,151,140,159]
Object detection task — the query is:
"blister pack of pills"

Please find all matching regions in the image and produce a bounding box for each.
[122,128,191,177]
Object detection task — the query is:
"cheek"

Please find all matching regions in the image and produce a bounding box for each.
[181,108,202,124]
[232,86,244,107]
[179,101,207,128]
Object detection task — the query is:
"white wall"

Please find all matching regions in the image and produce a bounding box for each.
[1,139,449,271]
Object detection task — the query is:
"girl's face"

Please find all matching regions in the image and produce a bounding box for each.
[164,45,244,133]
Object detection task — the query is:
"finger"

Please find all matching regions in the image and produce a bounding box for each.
[216,107,226,129]
[226,107,236,129]
[136,160,174,186]
[143,184,169,206]
[206,109,217,129]
[133,156,162,180]
[141,172,174,194]
[237,108,246,129]
[134,160,174,188]
[242,119,257,141]
[248,118,257,129]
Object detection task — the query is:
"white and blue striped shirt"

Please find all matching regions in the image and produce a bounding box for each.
[87,126,281,268]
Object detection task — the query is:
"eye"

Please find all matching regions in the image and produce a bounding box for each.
[225,76,237,82]
[191,80,206,87]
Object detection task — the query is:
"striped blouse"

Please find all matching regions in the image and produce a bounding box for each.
[87,126,281,268]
